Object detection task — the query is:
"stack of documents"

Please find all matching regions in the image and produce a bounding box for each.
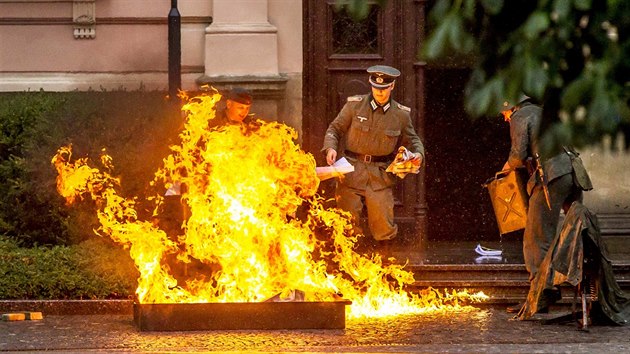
[475,244,502,256]
[474,244,503,263]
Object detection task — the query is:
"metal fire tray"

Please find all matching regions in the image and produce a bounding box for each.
[133,300,352,331]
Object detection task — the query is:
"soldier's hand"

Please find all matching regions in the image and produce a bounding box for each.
[326,148,337,165]
[412,152,423,166]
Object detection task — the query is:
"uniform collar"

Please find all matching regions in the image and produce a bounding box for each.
[515,99,535,111]
[370,96,391,113]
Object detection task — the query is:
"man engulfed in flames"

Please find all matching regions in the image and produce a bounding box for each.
[52,90,485,318]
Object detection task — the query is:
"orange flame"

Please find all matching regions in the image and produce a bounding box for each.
[52,90,486,318]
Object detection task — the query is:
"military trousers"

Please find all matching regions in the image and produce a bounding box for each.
[524,173,582,281]
[335,183,397,241]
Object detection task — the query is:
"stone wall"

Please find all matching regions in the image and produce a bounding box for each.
[0,0,304,133]
[0,0,211,91]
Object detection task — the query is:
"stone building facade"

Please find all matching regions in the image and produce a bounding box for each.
[1,0,628,238]
[0,0,302,131]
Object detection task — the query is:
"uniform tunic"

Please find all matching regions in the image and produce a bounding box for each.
[208,108,254,130]
[322,94,424,240]
[507,101,588,280]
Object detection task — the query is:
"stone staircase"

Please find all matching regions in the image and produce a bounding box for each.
[407,262,630,305]
[402,213,630,305]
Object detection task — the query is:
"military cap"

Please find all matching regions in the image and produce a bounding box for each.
[367,65,400,89]
[500,93,531,110]
[226,87,253,105]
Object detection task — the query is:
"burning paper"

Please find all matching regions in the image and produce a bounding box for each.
[52,90,486,318]
[315,157,354,181]
[386,146,421,178]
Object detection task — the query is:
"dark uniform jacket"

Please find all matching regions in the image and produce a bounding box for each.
[322,94,424,191]
[208,108,254,130]
[507,102,573,194]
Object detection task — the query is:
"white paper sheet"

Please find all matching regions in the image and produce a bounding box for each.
[315,157,354,181]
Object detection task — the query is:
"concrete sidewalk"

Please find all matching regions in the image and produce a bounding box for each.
[1,304,629,353]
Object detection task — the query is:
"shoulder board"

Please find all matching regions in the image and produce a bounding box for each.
[397,103,411,112]
[347,96,363,102]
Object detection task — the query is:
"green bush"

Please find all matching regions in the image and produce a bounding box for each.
[0,90,186,299]
[0,92,69,245]
[0,235,137,299]
[0,90,181,246]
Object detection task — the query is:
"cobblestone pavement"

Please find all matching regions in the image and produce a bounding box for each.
[2,306,630,353]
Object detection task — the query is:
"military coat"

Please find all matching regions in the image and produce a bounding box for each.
[506,101,573,194]
[322,94,424,191]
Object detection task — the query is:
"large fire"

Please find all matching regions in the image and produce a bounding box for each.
[52,90,486,318]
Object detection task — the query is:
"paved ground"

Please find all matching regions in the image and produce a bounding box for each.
[2,305,629,353]
[2,239,629,353]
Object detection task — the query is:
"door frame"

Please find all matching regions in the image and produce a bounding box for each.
[302,0,429,244]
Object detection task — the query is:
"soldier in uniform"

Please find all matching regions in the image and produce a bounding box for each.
[501,97,593,313]
[163,87,255,232]
[209,87,254,129]
[322,65,425,249]
[156,87,255,283]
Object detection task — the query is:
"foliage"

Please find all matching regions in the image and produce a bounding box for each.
[338,0,630,157]
[0,90,180,246]
[0,92,70,245]
[0,236,137,299]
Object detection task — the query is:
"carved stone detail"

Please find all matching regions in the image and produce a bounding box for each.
[73,0,96,39]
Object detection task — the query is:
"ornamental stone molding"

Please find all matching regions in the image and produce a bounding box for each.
[73,0,95,39]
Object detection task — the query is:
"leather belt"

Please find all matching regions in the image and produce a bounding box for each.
[344,150,393,163]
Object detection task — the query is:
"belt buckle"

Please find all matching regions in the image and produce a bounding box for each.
[364,154,372,163]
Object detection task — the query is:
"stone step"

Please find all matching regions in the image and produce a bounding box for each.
[598,213,630,236]
[406,264,527,281]
[410,279,630,293]
[406,263,630,281]
[388,231,630,305]
[406,263,630,304]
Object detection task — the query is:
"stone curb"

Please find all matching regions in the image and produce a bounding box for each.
[0,299,133,316]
